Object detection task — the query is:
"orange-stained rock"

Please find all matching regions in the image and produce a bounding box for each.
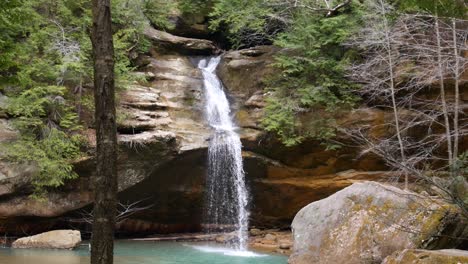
[0,43,442,237]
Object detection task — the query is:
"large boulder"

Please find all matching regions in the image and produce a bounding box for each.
[382,249,468,264]
[12,230,81,249]
[143,26,218,55]
[289,181,467,264]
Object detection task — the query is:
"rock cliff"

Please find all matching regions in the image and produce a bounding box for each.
[0,26,399,235]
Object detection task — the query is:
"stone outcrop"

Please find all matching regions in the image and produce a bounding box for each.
[0,119,40,198]
[165,4,213,39]
[143,26,218,55]
[217,45,280,103]
[217,46,392,227]
[12,230,81,249]
[248,230,293,255]
[382,249,468,264]
[0,34,400,235]
[0,48,210,234]
[289,181,467,264]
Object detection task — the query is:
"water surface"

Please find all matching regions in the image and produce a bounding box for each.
[0,240,287,264]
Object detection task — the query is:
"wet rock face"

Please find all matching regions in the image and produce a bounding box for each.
[217,45,280,104]
[289,182,468,264]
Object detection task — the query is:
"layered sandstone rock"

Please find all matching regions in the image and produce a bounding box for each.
[0,34,399,235]
[143,26,218,55]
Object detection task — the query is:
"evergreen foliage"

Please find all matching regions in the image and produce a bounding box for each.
[210,0,274,48]
[398,0,467,18]
[263,8,361,147]
[0,0,159,196]
[209,0,362,146]
[6,129,83,198]
[179,0,211,15]
[143,0,177,30]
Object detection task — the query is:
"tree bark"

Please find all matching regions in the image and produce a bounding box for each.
[90,1,117,264]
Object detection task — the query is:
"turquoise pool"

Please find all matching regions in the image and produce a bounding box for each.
[0,240,288,264]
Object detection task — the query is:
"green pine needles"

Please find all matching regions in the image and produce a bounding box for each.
[5,86,84,197]
[263,9,361,147]
[0,0,161,197]
[209,0,362,146]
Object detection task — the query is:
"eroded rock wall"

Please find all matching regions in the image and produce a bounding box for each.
[0,28,401,235]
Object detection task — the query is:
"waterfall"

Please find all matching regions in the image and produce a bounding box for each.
[197,56,249,251]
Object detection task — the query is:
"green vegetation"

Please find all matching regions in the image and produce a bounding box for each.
[1,0,466,198]
[209,0,273,48]
[398,0,466,18]
[179,0,212,15]
[209,0,362,146]
[263,9,360,147]
[0,0,157,196]
[142,0,177,30]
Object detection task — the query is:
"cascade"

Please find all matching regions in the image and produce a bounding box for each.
[197,56,249,251]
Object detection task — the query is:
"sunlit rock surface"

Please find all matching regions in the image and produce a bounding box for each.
[12,230,81,249]
[143,26,218,55]
[289,182,468,264]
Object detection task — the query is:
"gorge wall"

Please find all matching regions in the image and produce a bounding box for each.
[0,23,408,236]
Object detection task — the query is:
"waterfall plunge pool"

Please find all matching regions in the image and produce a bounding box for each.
[0,240,288,264]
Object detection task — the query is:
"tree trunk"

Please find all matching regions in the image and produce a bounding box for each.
[380,0,407,188]
[435,17,453,168]
[451,19,460,163]
[90,0,117,264]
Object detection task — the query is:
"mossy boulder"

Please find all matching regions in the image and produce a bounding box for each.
[382,249,468,264]
[289,181,467,264]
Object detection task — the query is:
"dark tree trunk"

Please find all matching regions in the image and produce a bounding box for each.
[90,0,117,264]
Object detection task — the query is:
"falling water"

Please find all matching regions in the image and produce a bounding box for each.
[197,57,249,251]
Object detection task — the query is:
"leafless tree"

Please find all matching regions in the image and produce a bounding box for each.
[48,19,81,86]
[68,200,154,227]
[347,0,410,188]
[345,1,467,218]
[392,14,468,168]
[47,19,88,121]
